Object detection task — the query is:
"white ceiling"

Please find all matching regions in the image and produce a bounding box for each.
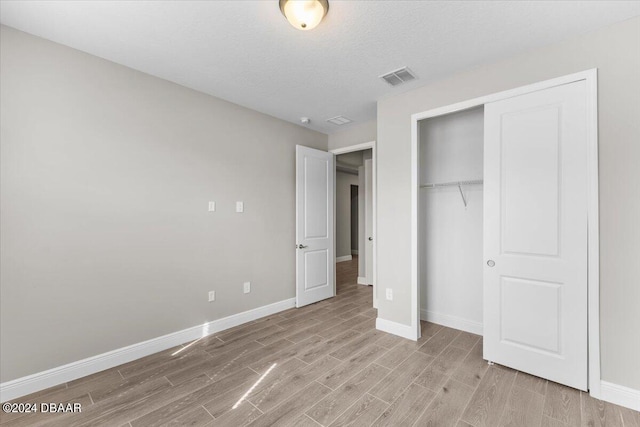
[1,1,639,134]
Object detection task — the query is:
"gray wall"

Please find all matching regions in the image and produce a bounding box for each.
[335,171,359,259]
[0,26,327,382]
[376,17,640,390]
[328,120,376,151]
[335,151,363,168]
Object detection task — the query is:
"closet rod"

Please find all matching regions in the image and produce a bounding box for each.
[419,179,483,189]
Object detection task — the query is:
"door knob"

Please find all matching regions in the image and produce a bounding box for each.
[487,260,495,267]
[368,237,373,241]
[297,244,308,249]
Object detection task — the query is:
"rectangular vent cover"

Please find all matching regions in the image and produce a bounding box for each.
[380,67,417,86]
[327,115,353,126]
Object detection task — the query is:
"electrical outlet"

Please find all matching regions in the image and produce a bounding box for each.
[236,201,244,213]
[243,282,251,294]
[385,288,393,301]
[208,201,216,212]
[208,291,216,302]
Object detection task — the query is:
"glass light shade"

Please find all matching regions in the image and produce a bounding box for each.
[279,0,329,31]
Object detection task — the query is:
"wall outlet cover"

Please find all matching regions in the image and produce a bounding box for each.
[208,291,216,302]
[385,288,393,301]
[243,282,251,294]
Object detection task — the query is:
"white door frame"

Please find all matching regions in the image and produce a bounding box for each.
[410,69,600,396]
[330,141,377,308]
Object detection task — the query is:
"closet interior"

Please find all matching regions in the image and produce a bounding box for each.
[419,106,484,335]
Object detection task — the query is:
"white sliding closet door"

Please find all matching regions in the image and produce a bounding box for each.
[483,81,588,390]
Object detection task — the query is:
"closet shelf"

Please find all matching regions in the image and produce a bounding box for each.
[419,179,483,189]
[420,179,483,207]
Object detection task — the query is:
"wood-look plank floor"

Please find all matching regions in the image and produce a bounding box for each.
[2,257,638,427]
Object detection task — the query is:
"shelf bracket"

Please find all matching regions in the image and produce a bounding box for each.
[458,182,468,208]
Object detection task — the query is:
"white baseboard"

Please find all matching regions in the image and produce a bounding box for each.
[598,381,640,411]
[376,317,418,340]
[0,297,296,403]
[420,309,483,336]
[351,250,359,255]
[336,255,352,263]
[357,276,368,285]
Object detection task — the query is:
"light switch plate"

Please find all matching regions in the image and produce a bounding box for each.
[236,201,244,213]
[243,282,251,294]
[208,201,216,212]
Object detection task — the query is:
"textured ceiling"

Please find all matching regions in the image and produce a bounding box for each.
[1,1,639,134]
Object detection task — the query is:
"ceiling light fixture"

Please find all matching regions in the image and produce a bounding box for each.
[279,0,329,31]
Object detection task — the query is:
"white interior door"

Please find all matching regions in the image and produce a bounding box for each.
[483,80,588,390]
[296,145,335,308]
[365,159,373,285]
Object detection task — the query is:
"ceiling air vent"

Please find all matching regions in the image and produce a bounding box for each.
[326,115,353,126]
[380,67,417,86]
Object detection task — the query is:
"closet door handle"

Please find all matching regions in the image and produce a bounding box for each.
[487,260,495,267]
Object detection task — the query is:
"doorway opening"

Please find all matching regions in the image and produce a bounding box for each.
[332,141,377,308]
